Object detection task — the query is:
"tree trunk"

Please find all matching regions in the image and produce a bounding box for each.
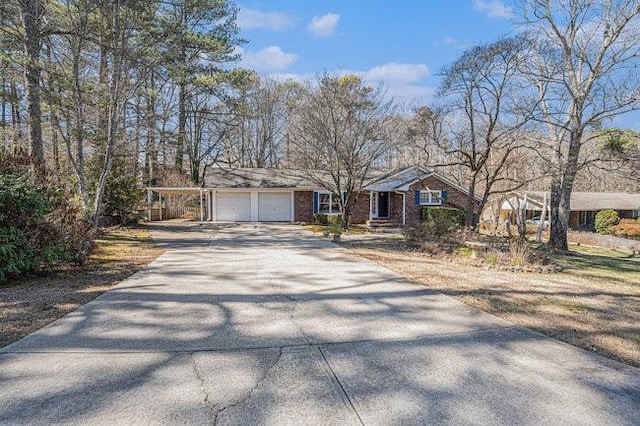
[549,128,582,251]
[464,178,477,228]
[145,72,156,186]
[536,193,548,243]
[1,78,6,146]
[548,181,570,250]
[93,0,123,227]
[20,0,45,165]
[176,81,186,171]
[10,82,22,144]
[51,115,59,171]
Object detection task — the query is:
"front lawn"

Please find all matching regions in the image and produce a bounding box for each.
[343,237,640,367]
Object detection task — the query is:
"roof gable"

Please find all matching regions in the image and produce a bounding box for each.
[364,166,480,200]
[364,166,431,191]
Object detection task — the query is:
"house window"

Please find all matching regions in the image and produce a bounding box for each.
[420,190,443,206]
[318,192,340,214]
[578,211,595,228]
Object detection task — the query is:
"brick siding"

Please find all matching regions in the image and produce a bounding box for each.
[294,191,314,223]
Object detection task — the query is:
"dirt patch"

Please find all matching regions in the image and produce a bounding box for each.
[343,238,640,367]
[0,226,164,349]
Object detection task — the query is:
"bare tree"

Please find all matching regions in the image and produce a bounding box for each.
[515,0,640,250]
[290,74,393,228]
[222,76,296,168]
[428,35,536,227]
[186,93,232,184]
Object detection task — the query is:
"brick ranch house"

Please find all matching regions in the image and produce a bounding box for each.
[146,166,480,225]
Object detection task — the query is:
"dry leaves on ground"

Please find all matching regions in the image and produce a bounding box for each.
[344,239,640,368]
[0,226,164,348]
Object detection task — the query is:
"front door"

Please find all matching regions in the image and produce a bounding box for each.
[377,192,389,218]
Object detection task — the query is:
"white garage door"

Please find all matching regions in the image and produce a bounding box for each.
[216,192,251,221]
[258,192,292,222]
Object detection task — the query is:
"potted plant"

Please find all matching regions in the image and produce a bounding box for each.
[328,222,342,242]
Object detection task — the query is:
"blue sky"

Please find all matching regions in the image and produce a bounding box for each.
[235,0,639,130]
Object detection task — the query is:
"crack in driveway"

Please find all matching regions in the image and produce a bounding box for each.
[278,293,313,345]
[189,352,216,425]
[212,347,284,425]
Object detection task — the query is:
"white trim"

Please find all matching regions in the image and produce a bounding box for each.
[371,192,379,218]
[200,189,204,222]
[211,191,217,221]
[316,191,340,215]
[147,189,152,221]
[419,190,444,206]
[369,191,373,221]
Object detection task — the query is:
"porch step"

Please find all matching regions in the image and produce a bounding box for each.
[366,219,402,229]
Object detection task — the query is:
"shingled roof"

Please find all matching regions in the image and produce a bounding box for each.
[203,168,321,189]
[203,166,483,199]
[515,191,640,211]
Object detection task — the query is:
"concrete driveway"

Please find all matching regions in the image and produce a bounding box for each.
[1,223,638,425]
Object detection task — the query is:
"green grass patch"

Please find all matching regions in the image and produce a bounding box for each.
[454,247,475,257]
[554,244,640,286]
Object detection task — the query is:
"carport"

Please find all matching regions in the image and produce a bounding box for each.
[146,187,208,222]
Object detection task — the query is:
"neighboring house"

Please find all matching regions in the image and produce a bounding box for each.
[496,191,640,230]
[146,166,480,225]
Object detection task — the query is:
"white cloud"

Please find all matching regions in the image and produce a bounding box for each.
[472,0,512,18]
[240,46,298,71]
[237,8,294,30]
[363,62,430,84]
[437,37,458,46]
[307,13,340,37]
[266,62,434,103]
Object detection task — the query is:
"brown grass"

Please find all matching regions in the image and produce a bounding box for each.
[343,238,640,367]
[0,226,165,348]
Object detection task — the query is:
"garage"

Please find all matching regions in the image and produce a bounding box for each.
[216,192,251,221]
[258,192,292,221]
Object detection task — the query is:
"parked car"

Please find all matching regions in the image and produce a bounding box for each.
[526,216,549,227]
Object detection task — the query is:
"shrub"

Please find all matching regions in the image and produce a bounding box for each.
[0,158,94,282]
[411,207,465,240]
[314,213,329,225]
[508,239,531,266]
[422,207,465,226]
[614,219,640,240]
[595,209,620,234]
